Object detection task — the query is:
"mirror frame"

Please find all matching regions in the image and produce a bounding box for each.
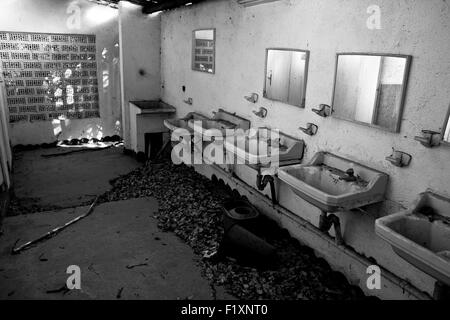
[191,28,216,74]
[441,103,450,147]
[263,48,310,108]
[331,52,412,133]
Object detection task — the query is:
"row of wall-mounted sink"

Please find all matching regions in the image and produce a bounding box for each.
[163,108,450,297]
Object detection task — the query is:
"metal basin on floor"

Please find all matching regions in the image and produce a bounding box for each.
[375,190,450,286]
[277,151,389,212]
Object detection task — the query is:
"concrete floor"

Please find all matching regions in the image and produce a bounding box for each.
[11,146,141,209]
[0,147,231,299]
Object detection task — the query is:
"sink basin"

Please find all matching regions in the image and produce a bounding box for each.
[375,191,450,286]
[223,127,305,166]
[163,112,209,132]
[130,100,176,114]
[188,108,250,139]
[277,151,388,212]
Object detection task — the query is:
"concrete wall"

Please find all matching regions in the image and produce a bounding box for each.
[0,0,121,145]
[160,0,450,296]
[118,2,161,149]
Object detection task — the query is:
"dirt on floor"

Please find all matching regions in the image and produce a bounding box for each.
[8,145,140,215]
[100,158,374,300]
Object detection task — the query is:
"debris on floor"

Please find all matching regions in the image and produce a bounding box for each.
[11,196,99,254]
[101,159,372,300]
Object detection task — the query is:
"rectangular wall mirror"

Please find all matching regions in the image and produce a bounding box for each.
[192,29,215,74]
[332,53,411,132]
[442,104,450,145]
[263,48,309,108]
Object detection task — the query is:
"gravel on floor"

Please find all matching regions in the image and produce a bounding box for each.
[99,159,372,300]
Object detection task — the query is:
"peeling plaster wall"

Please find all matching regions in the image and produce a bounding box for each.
[161,0,450,296]
[0,0,121,145]
[118,2,161,150]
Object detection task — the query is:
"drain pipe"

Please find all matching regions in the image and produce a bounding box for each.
[256,170,277,205]
[319,211,344,245]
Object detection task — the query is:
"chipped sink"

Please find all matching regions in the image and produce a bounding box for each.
[375,190,450,286]
[188,108,250,140]
[277,151,388,212]
[223,127,305,166]
[163,112,209,132]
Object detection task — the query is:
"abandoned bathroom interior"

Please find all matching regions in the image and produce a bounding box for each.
[0,0,449,301]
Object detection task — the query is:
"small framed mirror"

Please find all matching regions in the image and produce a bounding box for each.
[442,104,450,146]
[263,48,309,108]
[192,28,215,74]
[332,53,412,132]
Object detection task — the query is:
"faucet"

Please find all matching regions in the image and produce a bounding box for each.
[244,93,258,103]
[339,168,357,182]
[253,107,267,118]
[414,130,441,148]
[183,97,193,105]
[312,104,332,117]
[418,206,450,224]
[299,123,318,136]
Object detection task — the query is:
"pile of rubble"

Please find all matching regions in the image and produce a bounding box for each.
[102,160,372,300]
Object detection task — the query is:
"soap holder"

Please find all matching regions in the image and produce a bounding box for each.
[414,130,441,148]
[385,149,412,167]
[299,123,318,136]
[312,104,332,117]
[244,93,259,103]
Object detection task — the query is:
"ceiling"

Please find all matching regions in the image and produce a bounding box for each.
[93,0,209,14]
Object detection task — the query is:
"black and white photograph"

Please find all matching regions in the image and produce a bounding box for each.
[0,0,449,311]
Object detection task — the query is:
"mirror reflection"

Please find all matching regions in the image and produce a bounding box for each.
[332,54,411,132]
[443,106,450,143]
[264,49,309,108]
[192,29,215,74]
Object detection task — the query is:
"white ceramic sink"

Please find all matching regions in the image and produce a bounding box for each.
[188,108,250,140]
[375,191,450,286]
[163,112,209,132]
[277,151,388,212]
[223,127,305,166]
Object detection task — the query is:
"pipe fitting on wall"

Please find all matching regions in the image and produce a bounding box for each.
[312,104,332,117]
[385,148,412,168]
[299,123,318,136]
[414,130,441,148]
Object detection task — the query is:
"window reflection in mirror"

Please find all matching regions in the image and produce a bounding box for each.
[264,49,309,108]
[332,53,411,132]
[442,105,450,144]
[192,29,215,74]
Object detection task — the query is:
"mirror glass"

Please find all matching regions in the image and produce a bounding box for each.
[332,54,411,132]
[442,106,450,144]
[264,49,309,108]
[192,29,215,74]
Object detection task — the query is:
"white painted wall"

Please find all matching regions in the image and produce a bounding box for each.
[160,0,450,296]
[0,0,121,145]
[118,1,161,149]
